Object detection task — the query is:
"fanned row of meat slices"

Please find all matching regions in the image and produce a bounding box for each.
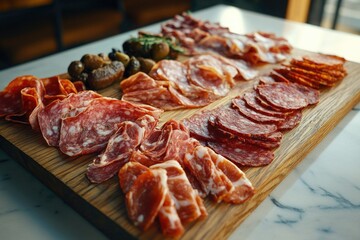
[121,54,257,110]
[183,53,346,168]
[118,120,254,237]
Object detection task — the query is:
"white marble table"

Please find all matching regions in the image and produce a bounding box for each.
[1,4,359,240]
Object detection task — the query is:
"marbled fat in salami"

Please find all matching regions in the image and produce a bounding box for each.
[59,98,160,156]
[257,82,309,110]
[215,105,278,138]
[207,140,274,167]
[38,91,102,146]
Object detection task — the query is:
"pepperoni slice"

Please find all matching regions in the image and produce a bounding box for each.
[125,168,167,231]
[257,82,308,110]
[207,140,274,167]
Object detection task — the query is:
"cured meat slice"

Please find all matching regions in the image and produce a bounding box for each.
[184,145,234,202]
[214,105,278,138]
[182,108,222,141]
[38,91,102,146]
[207,140,274,167]
[291,83,319,105]
[0,75,43,124]
[120,72,159,93]
[274,67,322,89]
[86,115,158,183]
[186,54,236,96]
[207,148,254,203]
[232,97,284,123]
[242,90,290,118]
[151,160,206,223]
[158,193,184,238]
[207,120,281,149]
[125,168,168,230]
[277,110,302,131]
[257,82,308,110]
[290,59,347,78]
[140,120,189,161]
[119,161,148,193]
[59,98,160,156]
[119,162,183,237]
[303,53,346,69]
[122,85,182,110]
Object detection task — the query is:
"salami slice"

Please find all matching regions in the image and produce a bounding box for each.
[38,91,102,146]
[59,98,159,156]
[86,117,154,184]
[214,105,278,138]
[277,110,302,131]
[257,82,308,110]
[118,161,148,194]
[207,140,274,167]
[291,83,319,105]
[232,97,284,123]
[242,90,290,118]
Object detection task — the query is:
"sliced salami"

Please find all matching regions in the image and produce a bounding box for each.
[232,97,284,123]
[277,110,303,131]
[38,91,102,146]
[257,82,308,110]
[214,105,278,138]
[59,98,159,156]
[242,90,290,118]
[207,140,274,167]
[86,115,158,183]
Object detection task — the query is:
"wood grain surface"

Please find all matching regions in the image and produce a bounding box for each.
[1,49,360,240]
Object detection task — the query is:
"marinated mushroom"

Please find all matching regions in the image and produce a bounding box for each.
[138,57,156,73]
[81,54,106,71]
[125,57,141,76]
[151,42,170,61]
[68,61,84,78]
[87,61,125,90]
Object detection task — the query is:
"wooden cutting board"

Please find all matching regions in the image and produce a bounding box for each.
[1,49,360,240]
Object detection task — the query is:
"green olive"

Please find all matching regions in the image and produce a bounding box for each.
[68,61,84,79]
[125,56,141,76]
[151,42,170,61]
[138,57,156,74]
[81,54,105,71]
[114,52,130,67]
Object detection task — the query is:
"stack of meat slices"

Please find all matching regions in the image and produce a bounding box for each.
[274,53,347,89]
[161,12,292,65]
[37,91,162,158]
[121,54,257,110]
[183,80,320,168]
[117,120,254,238]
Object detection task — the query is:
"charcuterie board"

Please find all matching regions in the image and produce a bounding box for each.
[1,48,360,240]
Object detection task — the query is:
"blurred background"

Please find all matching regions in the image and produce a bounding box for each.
[0,0,359,70]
